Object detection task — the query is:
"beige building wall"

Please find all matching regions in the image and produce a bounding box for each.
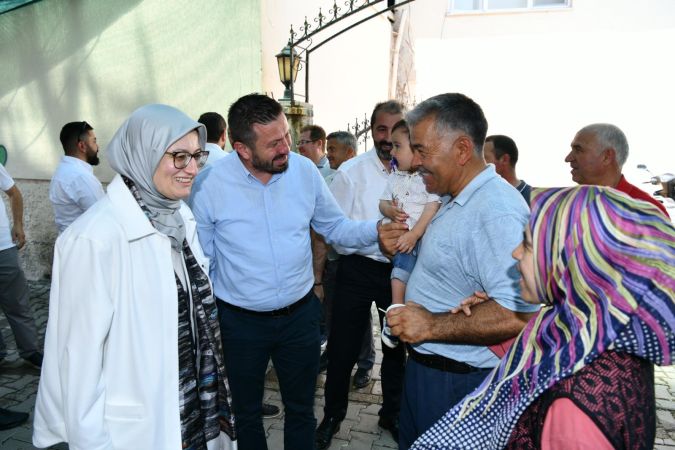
[409,0,675,187]
[0,0,263,278]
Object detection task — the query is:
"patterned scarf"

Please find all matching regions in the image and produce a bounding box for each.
[412,186,675,449]
[123,176,236,448]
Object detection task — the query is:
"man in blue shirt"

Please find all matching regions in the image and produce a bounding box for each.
[189,94,379,450]
[381,93,540,448]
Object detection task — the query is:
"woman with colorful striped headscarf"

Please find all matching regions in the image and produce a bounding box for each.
[411,185,675,449]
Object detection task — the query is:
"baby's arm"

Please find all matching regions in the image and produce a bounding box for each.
[396,201,441,253]
[379,199,409,224]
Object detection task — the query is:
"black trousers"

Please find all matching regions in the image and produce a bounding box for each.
[323,254,406,420]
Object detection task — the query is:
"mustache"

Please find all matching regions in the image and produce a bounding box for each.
[377,140,393,148]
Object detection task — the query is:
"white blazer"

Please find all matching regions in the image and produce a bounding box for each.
[33,175,212,450]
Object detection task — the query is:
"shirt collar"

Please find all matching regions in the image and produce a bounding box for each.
[317,155,329,168]
[616,174,629,191]
[62,155,94,173]
[366,147,390,175]
[233,150,286,185]
[449,164,498,207]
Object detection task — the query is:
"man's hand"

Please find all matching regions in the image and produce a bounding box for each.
[450,291,491,316]
[12,225,25,249]
[313,284,325,302]
[378,221,409,259]
[386,301,434,343]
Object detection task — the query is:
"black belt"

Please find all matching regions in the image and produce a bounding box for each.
[217,290,313,317]
[407,345,493,374]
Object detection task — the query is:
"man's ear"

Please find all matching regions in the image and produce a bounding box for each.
[602,147,616,166]
[76,139,86,155]
[499,153,511,168]
[233,141,251,161]
[456,135,474,166]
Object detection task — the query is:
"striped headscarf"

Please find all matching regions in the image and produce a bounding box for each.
[412,186,675,449]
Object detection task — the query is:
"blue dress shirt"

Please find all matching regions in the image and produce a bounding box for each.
[189,151,378,311]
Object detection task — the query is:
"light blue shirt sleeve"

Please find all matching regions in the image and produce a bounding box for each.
[189,152,377,311]
[310,167,378,248]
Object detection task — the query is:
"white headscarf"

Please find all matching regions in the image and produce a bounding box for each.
[107,104,206,250]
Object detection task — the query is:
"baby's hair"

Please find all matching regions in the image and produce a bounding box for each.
[391,119,409,136]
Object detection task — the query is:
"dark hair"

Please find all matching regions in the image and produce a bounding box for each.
[391,119,409,135]
[198,112,227,143]
[485,134,519,166]
[300,124,326,143]
[370,100,405,131]
[60,121,93,154]
[406,93,487,153]
[326,131,357,150]
[228,93,283,149]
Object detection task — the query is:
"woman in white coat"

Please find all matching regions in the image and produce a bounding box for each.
[33,104,236,450]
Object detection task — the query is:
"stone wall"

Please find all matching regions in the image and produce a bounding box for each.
[2,179,56,280]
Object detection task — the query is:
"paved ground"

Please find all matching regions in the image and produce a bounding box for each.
[1,281,674,449]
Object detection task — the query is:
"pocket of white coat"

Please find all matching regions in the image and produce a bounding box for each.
[104,403,145,420]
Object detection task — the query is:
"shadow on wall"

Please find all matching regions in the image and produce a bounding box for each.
[0,0,141,279]
[0,0,142,99]
[0,0,146,177]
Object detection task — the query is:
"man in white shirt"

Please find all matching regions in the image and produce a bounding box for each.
[317,101,407,449]
[0,163,42,369]
[49,121,105,233]
[198,112,229,165]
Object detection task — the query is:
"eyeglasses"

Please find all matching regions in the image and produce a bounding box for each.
[77,121,90,142]
[298,139,318,146]
[165,150,210,169]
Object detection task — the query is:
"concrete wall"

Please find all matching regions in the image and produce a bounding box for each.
[409,0,675,187]
[1,0,263,278]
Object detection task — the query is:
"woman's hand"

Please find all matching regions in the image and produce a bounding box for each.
[450,291,492,316]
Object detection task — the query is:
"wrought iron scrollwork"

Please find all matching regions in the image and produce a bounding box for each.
[284,0,417,103]
[300,16,312,37]
[347,114,371,152]
[330,0,341,20]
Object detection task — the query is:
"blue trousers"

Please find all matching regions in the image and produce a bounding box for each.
[398,358,492,449]
[217,294,321,450]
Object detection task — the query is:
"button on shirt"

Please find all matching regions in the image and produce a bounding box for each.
[329,148,389,262]
[189,151,378,312]
[49,156,105,234]
[0,164,16,251]
[406,165,540,368]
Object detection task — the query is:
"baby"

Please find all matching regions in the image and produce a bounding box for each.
[379,119,440,347]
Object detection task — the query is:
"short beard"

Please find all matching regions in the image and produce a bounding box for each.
[86,152,100,166]
[375,140,393,161]
[252,152,288,174]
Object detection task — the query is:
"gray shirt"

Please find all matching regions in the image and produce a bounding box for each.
[406,165,540,368]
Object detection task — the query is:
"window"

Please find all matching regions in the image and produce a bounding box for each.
[449,0,570,14]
